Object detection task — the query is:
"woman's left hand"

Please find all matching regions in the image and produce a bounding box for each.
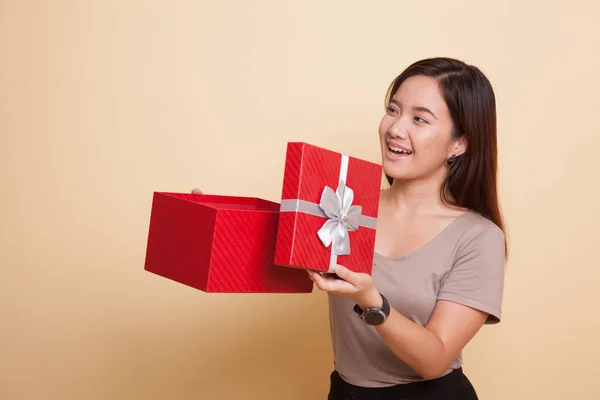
[307,265,383,308]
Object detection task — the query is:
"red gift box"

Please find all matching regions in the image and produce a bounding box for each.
[274,142,382,275]
[144,192,314,293]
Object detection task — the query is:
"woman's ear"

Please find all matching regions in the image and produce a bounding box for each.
[452,136,468,156]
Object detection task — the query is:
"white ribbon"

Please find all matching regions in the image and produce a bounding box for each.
[316,180,362,257]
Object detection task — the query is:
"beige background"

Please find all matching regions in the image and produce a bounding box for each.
[1,1,599,399]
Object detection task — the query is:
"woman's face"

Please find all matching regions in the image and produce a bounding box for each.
[379,75,466,183]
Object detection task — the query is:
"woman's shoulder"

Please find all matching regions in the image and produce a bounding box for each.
[452,210,505,250]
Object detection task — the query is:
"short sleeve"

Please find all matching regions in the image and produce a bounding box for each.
[437,226,506,324]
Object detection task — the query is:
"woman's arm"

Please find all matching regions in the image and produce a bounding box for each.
[308,266,489,380]
[373,296,487,379]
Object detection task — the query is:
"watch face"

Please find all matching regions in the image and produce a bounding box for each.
[364,311,385,325]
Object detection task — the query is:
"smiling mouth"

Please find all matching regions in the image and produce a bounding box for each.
[387,144,413,156]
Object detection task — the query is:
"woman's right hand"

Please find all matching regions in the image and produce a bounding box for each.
[191,188,203,195]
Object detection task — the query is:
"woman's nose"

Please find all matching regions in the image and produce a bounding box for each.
[388,119,408,139]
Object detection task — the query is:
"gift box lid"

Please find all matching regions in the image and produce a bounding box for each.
[280,142,382,218]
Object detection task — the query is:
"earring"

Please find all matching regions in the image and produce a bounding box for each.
[446,154,456,166]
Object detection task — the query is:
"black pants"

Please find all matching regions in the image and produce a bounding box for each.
[328,368,479,400]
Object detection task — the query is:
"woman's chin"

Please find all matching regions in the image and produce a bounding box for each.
[383,163,409,180]
[384,171,408,182]
[383,165,424,183]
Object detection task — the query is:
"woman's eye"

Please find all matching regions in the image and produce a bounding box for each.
[414,116,428,124]
[386,106,397,114]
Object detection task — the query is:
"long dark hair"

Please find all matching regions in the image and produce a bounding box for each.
[384,57,507,254]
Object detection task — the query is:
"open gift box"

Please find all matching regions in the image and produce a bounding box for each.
[144,192,314,293]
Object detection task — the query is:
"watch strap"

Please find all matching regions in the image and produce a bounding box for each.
[353,293,390,325]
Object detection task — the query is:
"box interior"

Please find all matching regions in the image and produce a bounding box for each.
[161,193,280,212]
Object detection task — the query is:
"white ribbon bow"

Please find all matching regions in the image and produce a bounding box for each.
[316,181,363,256]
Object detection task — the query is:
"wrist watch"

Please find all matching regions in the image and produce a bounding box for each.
[353,293,390,326]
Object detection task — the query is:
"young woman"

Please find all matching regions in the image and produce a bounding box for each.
[194,57,507,399]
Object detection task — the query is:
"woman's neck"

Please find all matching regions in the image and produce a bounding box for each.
[385,178,452,216]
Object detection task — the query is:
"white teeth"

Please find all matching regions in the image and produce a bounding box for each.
[388,145,412,154]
